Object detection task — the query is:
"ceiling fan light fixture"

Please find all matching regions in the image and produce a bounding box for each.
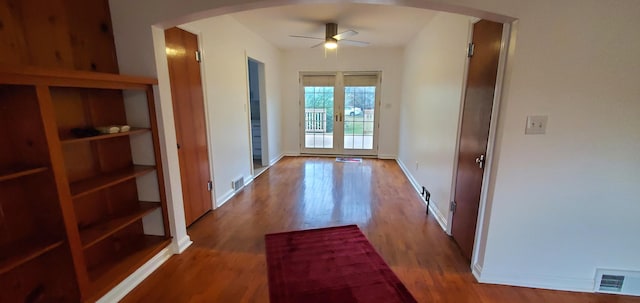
[324,38,338,49]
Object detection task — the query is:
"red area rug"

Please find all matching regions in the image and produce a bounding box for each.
[265,225,417,303]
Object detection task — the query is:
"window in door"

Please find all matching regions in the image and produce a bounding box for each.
[343,74,378,151]
[300,72,380,155]
[302,75,336,151]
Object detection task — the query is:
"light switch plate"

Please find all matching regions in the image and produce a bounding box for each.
[525,115,548,135]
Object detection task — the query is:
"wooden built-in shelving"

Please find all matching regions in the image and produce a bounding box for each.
[0,166,48,182]
[0,238,64,275]
[61,127,150,144]
[70,165,155,199]
[87,236,170,298]
[80,202,160,249]
[0,67,170,302]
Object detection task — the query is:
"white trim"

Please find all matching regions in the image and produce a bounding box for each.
[472,263,483,281]
[216,189,237,208]
[428,199,448,230]
[470,22,513,269]
[96,247,173,303]
[216,153,286,208]
[172,235,193,253]
[377,154,397,160]
[477,271,595,293]
[396,159,448,231]
[269,153,285,166]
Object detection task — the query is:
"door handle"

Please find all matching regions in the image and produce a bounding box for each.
[475,154,485,169]
[335,114,339,122]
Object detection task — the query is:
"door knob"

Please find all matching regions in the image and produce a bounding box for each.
[475,154,485,169]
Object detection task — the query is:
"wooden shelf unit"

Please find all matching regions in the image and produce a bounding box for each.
[87,236,170,300]
[0,238,64,276]
[0,166,48,182]
[61,127,150,144]
[70,165,155,199]
[80,202,160,249]
[0,66,171,302]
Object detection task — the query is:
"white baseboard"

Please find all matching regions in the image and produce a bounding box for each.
[217,154,287,208]
[396,158,420,192]
[377,154,397,160]
[269,153,285,165]
[172,235,192,254]
[428,199,449,231]
[96,246,173,303]
[472,263,483,281]
[477,270,595,293]
[396,159,448,232]
[216,189,236,208]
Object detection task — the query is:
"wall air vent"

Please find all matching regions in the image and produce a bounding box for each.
[599,275,624,292]
[595,269,640,296]
[232,177,244,190]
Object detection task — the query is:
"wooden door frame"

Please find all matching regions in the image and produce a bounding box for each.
[447,20,513,271]
[168,26,217,210]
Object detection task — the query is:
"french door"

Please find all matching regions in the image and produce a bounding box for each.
[300,72,380,156]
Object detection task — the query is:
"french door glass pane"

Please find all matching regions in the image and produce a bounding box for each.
[344,86,375,150]
[304,86,334,149]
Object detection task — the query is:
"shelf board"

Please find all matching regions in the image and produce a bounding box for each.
[70,165,155,199]
[61,128,150,145]
[0,237,64,275]
[88,236,170,299]
[80,202,161,249]
[0,66,157,90]
[0,166,48,182]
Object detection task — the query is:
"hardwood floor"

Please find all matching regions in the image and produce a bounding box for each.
[122,157,639,303]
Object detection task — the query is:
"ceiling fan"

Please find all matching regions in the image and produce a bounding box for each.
[289,23,370,49]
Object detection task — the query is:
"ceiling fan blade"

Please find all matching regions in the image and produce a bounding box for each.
[339,39,370,47]
[310,41,325,48]
[333,30,358,40]
[289,35,324,40]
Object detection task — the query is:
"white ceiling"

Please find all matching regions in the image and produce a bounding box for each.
[229,3,439,50]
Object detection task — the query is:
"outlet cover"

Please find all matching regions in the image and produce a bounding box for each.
[525,115,548,135]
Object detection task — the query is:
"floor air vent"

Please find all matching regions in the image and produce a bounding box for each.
[232,177,244,190]
[595,269,640,296]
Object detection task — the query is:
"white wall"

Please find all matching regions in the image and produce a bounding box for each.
[477,1,640,291]
[109,0,640,295]
[180,15,283,205]
[397,12,471,227]
[281,47,403,157]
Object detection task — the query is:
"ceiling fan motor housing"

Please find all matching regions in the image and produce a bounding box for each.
[326,23,338,41]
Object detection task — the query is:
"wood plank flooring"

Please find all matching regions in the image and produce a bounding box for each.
[122,157,639,303]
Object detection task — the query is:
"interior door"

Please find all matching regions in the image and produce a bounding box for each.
[451,20,503,260]
[300,72,379,155]
[165,27,213,227]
